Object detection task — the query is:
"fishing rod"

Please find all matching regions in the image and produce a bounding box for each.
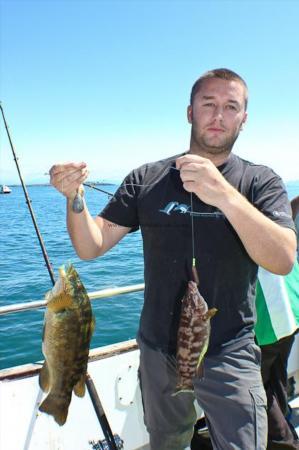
[0,103,121,450]
[0,103,56,285]
[83,182,114,198]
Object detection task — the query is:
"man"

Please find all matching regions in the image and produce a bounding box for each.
[50,69,296,450]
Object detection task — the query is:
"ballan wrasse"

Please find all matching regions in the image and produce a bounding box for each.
[39,264,95,425]
[175,280,217,393]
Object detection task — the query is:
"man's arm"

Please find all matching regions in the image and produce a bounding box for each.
[217,189,295,274]
[50,162,130,260]
[176,154,296,275]
[291,195,299,219]
[67,198,130,259]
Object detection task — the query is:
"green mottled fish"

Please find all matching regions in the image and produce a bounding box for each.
[39,264,95,425]
[175,281,217,394]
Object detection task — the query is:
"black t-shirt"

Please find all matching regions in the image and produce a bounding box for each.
[100,152,294,354]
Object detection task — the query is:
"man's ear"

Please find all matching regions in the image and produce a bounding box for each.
[241,112,248,129]
[187,105,193,123]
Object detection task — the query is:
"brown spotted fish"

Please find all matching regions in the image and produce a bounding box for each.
[39,264,95,425]
[175,280,217,394]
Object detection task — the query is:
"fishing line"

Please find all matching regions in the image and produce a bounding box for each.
[57,162,201,285]
[46,167,178,205]
[83,182,114,198]
[112,165,200,284]
[84,164,201,284]
[81,167,179,205]
[119,166,180,188]
[190,192,195,261]
[190,192,200,285]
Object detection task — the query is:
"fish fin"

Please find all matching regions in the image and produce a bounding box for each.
[73,374,86,397]
[39,361,50,392]
[90,316,96,336]
[47,292,73,313]
[203,308,218,321]
[39,393,69,426]
[81,317,95,343]
[196,340,209,375]
[66,263,77,282]
[196,362,204,379]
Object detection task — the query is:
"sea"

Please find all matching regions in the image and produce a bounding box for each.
[0,184,144,370]
[1,181,299,370]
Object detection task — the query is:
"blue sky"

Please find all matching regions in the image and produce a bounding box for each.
[0,0,298,184]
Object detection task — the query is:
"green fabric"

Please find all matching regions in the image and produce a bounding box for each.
[285,261,299,325]
[255,261,299,346]
[255,280,277,345]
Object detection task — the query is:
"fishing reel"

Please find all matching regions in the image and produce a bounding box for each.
[89,435,124,450]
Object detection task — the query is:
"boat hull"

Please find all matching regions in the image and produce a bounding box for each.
[0,340,150,450]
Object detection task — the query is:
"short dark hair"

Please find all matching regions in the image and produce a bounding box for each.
[190,68,248,110]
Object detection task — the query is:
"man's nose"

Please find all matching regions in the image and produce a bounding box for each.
[213,105,224,119]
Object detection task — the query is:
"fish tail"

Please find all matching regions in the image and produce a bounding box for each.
[39,392,71,426]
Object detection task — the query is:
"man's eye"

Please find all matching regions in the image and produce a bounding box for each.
[203,103,215,107]
[226,104,237,111]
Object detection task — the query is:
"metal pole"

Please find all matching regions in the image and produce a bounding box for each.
[86,374,118,450]
[0,103,120,450]
[0,283,145,316]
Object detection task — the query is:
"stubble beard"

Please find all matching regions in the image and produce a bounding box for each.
[190,124,241,156]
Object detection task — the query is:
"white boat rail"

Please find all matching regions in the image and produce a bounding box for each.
[0,283,145,316]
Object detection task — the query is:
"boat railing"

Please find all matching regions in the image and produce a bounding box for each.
[0,283,145,316]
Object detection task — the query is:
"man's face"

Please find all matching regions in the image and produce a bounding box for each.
[187,78,248,155]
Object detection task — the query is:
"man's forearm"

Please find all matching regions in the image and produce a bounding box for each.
[66,198,104,260]
[219,189,296,275]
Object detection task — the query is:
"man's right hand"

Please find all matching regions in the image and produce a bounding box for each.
[49,162,89,199]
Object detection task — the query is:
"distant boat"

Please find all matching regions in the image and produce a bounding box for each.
[0,184,12,194]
